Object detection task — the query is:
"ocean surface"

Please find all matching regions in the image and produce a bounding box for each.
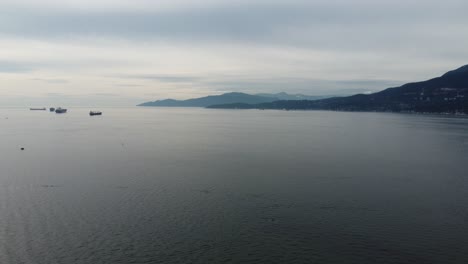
[1,107,467,264]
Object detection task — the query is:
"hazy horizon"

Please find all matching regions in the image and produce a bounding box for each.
[1,0,467,106]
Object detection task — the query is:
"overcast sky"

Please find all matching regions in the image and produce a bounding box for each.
[1,0,467,106]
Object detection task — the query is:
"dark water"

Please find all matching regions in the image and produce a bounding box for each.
[1,108,467,264]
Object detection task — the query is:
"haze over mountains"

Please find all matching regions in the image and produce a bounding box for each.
[255,93,335,101]
[208,65,468,114]
[138,92,335,107]
[139,65,468,114]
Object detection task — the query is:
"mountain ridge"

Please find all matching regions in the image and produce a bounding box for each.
[138,92,334,107]
[208,65,468,114]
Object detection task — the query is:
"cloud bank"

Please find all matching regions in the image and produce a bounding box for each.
[0,0,467,106]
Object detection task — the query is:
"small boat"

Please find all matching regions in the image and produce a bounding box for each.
[55,107,67,114]
[30,107,46,111]
[50,107,55,112]
[89,111,102,116]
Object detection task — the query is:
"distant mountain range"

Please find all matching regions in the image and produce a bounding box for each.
[254,92,335,101]
[208,65,468,114]
[138,92,335,107]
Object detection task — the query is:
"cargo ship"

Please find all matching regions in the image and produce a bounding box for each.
[55,107,67,114]
[89,111,102,116]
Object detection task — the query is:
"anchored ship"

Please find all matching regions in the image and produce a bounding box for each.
[89,111,102,116]
[55,107,67,114]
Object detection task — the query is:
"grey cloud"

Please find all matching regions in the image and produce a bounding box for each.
[0,60,33,73]
[115,84,145,87]
[204,78,403,95]
[0,94,144,107]
[118,72,403,95]
[31,78,69,83]
[1,2,467,54]
[92,93,119,97]
[1,58,125,74]
[119,74,201,83]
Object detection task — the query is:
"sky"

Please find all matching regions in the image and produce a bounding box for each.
[1,0,467,106]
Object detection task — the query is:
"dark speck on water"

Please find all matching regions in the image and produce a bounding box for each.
[0,107,467,264]
[196,188,213,194]
[40,184,60,188]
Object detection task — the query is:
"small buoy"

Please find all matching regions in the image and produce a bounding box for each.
[20,147,24,150]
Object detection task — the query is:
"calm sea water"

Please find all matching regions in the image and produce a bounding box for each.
[0,107,467,264]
